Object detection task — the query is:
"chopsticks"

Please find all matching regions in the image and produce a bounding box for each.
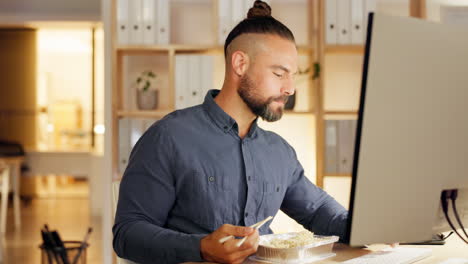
[218,216,273,246]
[235,216,273,247]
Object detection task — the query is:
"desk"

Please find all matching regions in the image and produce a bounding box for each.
[186,235,468,264]
[25,149,91,177]
[24,149,91,198]
[0,156,23,232]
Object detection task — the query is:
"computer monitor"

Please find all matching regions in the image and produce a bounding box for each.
[347,13,468,246]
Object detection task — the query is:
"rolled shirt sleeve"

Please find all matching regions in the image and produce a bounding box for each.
[280,144,349,242]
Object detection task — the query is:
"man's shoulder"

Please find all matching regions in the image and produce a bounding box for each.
[150,105,205,133]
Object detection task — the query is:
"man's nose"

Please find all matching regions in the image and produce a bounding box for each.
[282,77,295,96]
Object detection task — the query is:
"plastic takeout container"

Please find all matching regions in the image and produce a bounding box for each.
[249,233,339,263]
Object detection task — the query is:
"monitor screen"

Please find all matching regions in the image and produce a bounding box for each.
[347,12,468,246]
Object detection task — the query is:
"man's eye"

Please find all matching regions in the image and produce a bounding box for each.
[274,73,283,78]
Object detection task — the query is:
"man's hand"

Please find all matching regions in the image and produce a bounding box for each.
[200,224,259,264]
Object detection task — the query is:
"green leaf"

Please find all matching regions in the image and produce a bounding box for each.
[312,62,321,80]
[143,80,150,91]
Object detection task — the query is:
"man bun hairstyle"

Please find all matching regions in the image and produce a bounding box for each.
[247,0,271,18]
[224,0,296,57]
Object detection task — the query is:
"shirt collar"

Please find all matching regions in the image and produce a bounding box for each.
[202,90,258,137]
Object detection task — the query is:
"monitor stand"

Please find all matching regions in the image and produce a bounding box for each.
[401,233,453,245]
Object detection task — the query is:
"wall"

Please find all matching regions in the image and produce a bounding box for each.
[0,28,37,149]
[0,0,101,22]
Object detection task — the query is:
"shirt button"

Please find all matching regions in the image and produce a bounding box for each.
[248,176,251,181]
[276,187,280,192]
[245,212,249,217]
[208,176,215,182]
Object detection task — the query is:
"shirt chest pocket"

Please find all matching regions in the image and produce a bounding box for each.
[186,172,232,227]
[260,181,285,217]
[192,173,231,192]
[264,181,282,193]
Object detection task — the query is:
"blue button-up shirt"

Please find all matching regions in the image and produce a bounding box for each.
[113,90,348,264]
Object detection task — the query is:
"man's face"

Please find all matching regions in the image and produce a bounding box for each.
[238,35,298,122]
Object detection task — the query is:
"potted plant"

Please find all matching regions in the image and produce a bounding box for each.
[136,70,158,110]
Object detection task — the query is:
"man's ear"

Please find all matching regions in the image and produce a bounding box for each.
[231,51,249,77]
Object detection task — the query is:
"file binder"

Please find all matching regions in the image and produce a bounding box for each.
[337,0,351,44]
[351,0,364,44]
[130,119,144,148]
[175,55,214,109]
[325,0,338,45]
[142,0,156,45]
[325,120,339,174]
[364,0,377,35]
[337,120,357,174]
[232,0,245,26]
[175,55,189,109]
[157,0,170,44]
[187,55,203,107]
[200,56,214,101]
[129,0,144,44]
[116,0,129,45]
[218,0,231,45]
[118,118,131,173]
[217,0,271,45]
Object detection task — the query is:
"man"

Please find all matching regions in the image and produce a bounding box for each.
[113,1,348,263]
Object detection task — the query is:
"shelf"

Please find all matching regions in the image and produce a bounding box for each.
[325,111,358,115]
[172,45,222,53]
[115,44,222,54]
[116,110,173,119]
[324,174,352,178]
[116,44,314,55]
[325,45,365,54]
[284,110,315,115]
[116,45,171,54]
[324,111,359,120]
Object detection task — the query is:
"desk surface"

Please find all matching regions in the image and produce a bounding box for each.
[187,235,468,264]
[0,156,24,164]
[319,237,467,264]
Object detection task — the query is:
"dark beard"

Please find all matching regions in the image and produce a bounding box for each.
[237,74,288,122]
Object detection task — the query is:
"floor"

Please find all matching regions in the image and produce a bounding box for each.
[2,185,102,264]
